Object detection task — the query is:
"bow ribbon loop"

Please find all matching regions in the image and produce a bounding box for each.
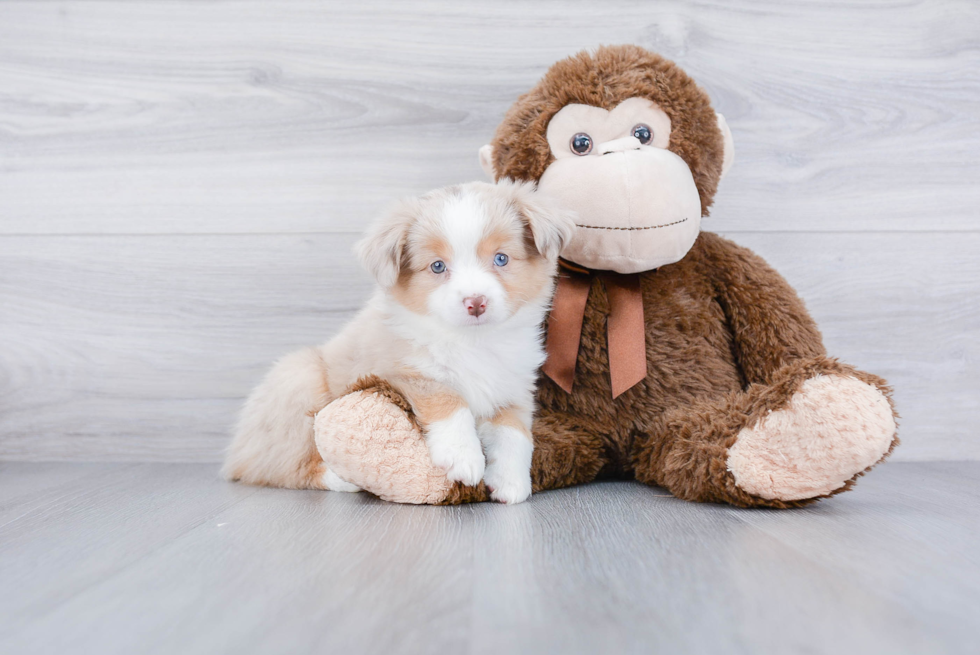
[542,262,647,399]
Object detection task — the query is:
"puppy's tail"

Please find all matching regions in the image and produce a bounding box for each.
[222,347,333,489]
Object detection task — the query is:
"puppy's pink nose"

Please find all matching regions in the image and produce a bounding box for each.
[464,295,487,317]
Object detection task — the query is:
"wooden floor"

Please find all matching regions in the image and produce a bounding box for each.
[1,461,976,655]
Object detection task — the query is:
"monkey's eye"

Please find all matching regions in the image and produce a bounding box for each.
[493,253,509,267]
[430,260,446,274]
[632,124,653,145]
[570,133,593,155]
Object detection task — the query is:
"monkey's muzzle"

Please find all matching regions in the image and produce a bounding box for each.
[537,146,702,274]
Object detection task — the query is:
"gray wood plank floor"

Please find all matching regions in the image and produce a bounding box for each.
[1,461,977,655]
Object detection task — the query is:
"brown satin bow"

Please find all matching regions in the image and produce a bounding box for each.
[542,260,647,399]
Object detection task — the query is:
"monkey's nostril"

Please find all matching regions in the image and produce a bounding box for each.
[598,135,643,155]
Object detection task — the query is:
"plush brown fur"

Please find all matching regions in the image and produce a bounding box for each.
[528,233,898,507]
[483,45,897,506]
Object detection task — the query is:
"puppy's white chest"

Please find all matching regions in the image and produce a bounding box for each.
[417,334,541,417]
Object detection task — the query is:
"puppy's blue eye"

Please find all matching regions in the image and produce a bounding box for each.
[494,253,509,267]
[430,260,446,274]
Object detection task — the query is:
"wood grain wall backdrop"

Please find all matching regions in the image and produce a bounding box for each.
[0,0,977,461]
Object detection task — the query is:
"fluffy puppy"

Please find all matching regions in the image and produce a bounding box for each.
[222,180,573,504]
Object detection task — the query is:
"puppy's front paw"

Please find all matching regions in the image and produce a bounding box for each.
[483,463,531,505]
[428,437,486,486]
[426,413,486,486]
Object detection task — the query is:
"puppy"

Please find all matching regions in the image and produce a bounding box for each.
[222,180,573,504]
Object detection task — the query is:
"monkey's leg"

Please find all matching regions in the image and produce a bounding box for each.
[316,381,610,505]
[528,411,610,495]
[443,410,610,503]
[632,356,899,508]
[315,378,462,504]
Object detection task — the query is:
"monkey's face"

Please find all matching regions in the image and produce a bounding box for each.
[480,97,733,274]
[480,46,735,274]
[535,98,708,274]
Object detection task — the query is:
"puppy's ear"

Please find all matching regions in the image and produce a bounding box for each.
[478,144,497,181]
[502,179,574,262]
[355,199,418,288]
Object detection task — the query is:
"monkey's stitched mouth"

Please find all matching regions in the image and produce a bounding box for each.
[575,218,689,231]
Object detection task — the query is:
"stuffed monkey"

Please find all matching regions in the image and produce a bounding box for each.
[242,45,899,508]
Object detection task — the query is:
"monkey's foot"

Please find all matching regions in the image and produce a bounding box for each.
[314,380,453,504]
[726,375,897,501]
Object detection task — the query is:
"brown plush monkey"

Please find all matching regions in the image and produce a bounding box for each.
[314,45,899,507]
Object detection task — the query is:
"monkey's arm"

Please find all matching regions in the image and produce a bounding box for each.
[632,233,898,507]
[703,232,826,383]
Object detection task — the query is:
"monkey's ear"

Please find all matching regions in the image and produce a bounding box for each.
[355,199,417,288]
[716,112,735,179]
[478,144,497,181]
[504,179,574,262]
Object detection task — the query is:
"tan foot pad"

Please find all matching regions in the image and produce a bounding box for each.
[727,375,896,501]
[315,389,452,504]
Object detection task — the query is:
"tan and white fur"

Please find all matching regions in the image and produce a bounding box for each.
[222,180,573,504]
